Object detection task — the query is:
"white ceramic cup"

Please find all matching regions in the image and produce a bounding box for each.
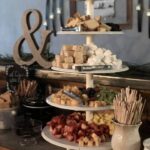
[143,138,150,150]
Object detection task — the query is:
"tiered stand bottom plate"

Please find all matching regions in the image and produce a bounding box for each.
[41,126,112,150]
[42,64,127,150]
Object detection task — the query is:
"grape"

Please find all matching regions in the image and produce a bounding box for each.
[86,88,96,98]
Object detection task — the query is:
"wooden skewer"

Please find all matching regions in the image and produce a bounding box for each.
[16,79,38,98]
[25,81,30,97]
[20,80,24,97]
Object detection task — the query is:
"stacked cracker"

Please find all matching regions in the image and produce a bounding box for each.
[52,45,88,69]
[66,13,111,32]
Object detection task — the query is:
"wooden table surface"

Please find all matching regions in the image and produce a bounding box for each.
[0,147,11,150]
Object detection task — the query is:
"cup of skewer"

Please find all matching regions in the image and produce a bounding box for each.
[16,79,38,105]
[17,79,38,99]
[111,87,146,150]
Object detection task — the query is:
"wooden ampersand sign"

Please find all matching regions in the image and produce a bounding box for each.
[13,9,53,69]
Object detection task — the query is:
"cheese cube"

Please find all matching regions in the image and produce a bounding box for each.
[62,45,73,51]
[79,139,84,146]
[74,52,86,64]
[84,19,99,30]
[55,55,64,63]
[63,50,74,57]
[100,23,111,31]
[62,63,73,69]
[60,50,64,56]
[64,56,74,63]
[52,60,56,67]
[73,46,87,55]
[87,140,94,147]
[56,61,63,68]
[94,16,101,22]
[98,27,107,32]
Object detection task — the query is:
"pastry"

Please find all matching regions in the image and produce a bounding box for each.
[0,92,12,108]
[65,13,111,32]
[100,23,112,31]
[98,27,107,32]
[70,99,80,106]
[84,19,100,31]
[50,86,83,107]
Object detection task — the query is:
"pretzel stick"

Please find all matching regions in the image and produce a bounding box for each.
[25,81,30,97]
[29,82,34,96]
[113,87,146,125]
[22,80,25,96]
[138,99,146,122]
[31,83,38,97]
[16,79,38,98]
[20,80,24,97]
[27,82,32,97]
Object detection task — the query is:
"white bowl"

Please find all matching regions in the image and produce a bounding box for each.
[143,138,150,150]
[0,107,17,130]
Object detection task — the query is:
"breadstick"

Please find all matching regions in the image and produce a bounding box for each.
[113,87,146,125]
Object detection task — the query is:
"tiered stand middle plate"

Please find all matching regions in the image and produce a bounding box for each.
[46,97,113,111]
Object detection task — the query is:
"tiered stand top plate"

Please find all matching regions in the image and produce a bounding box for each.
[46,97,113,111]
[51,65,129,74]
[41,126,112,150]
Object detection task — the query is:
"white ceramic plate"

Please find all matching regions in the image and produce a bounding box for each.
[51,65,129,74]
[46,96,113,111]
[42,126,112,150]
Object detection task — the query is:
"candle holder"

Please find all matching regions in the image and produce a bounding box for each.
[15,117,42,146]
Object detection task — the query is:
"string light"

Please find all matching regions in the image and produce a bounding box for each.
[57,8,61,14]
[49,14,54,19]
[43,20,47,26]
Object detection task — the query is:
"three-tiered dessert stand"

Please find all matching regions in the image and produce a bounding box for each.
[41,0,129,150]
